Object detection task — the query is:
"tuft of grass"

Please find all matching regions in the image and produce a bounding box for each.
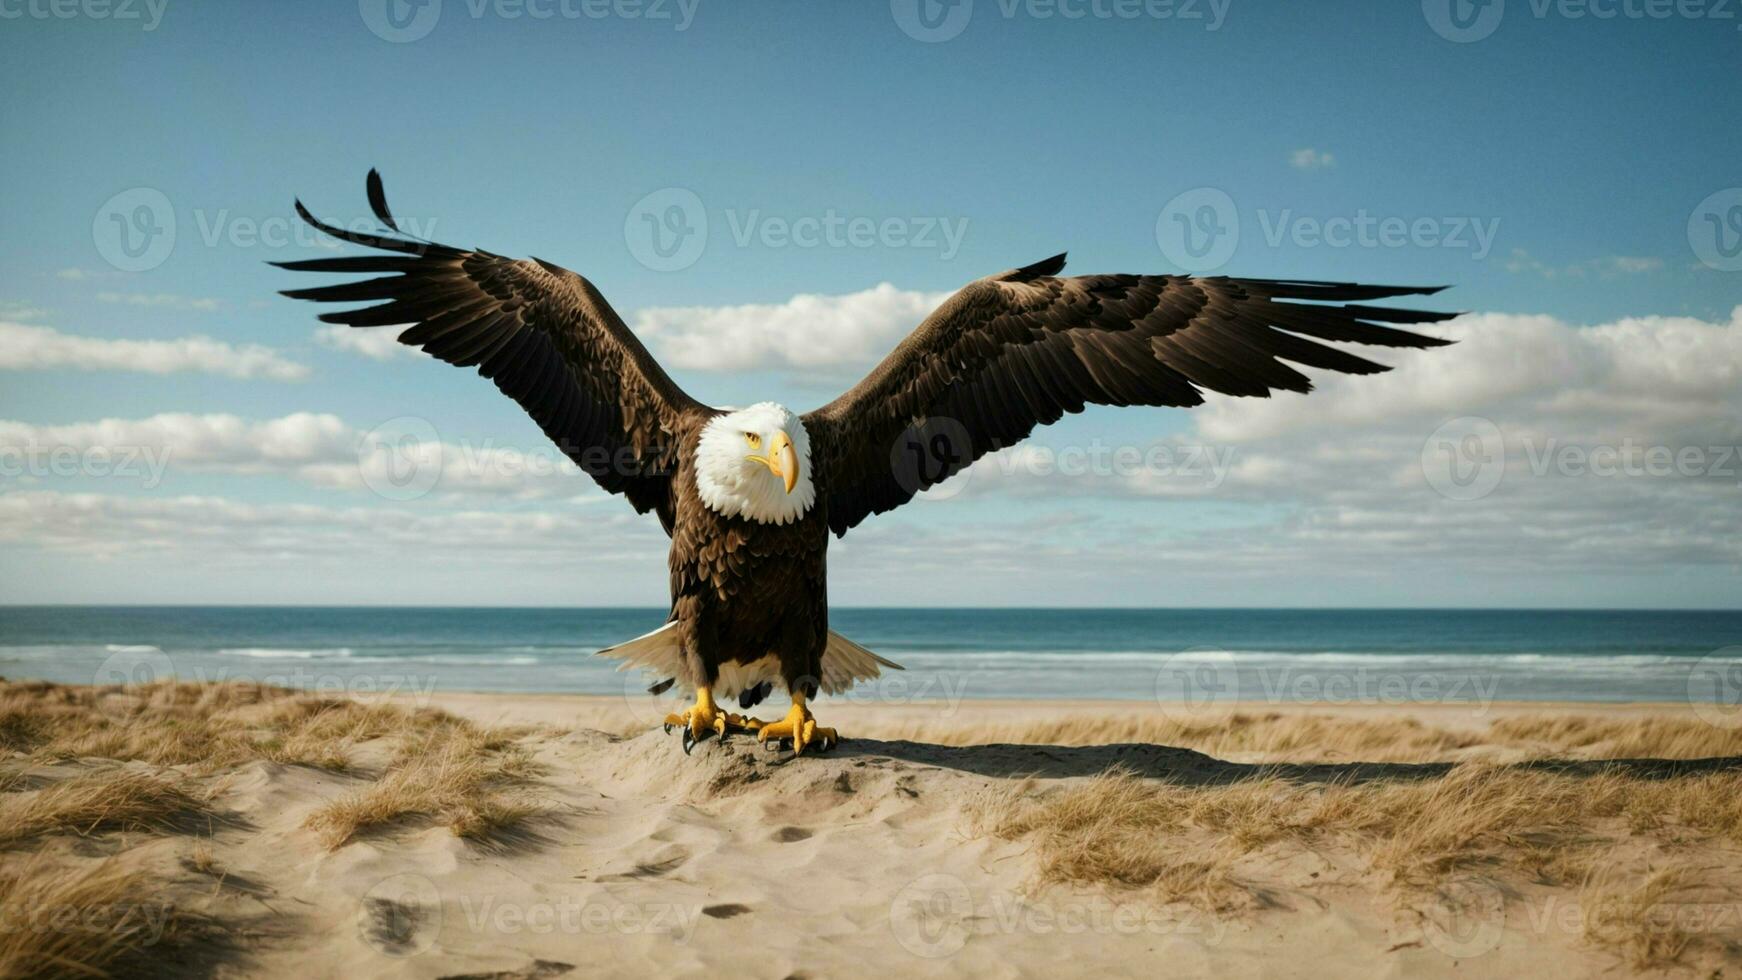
[1580,866,1700,969]
[0,769,211,847]
[0,855,212,979]
[304,725,541,850]
[0,679,449,773]
[184,842,221,877]
[968,765,1742,914]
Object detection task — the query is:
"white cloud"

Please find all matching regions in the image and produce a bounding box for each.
[0,302,49,321]
[629,283,953,372]
[314,324,413,361]
[0,411,593,500]
[0,322,309,381]
[1290,148,1335,170]
[96,292,223,312]
[0,490,660,566]
[1505,249,1664,279]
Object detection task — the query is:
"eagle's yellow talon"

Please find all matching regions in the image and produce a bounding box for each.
[755,693,836,755]
[664,688,766,752]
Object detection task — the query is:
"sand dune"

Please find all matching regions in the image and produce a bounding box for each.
[3,683,1741,977]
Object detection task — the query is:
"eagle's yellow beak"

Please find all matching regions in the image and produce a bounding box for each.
[750,431,799,494]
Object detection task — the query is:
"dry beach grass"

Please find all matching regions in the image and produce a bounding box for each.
[1,679,1739,977]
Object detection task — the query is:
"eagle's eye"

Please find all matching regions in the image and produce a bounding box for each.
[744,432,761,449]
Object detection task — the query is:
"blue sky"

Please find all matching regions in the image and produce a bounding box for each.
[1,0,1739,606]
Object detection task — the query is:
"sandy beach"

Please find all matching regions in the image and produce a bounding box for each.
[3,682,1741,978]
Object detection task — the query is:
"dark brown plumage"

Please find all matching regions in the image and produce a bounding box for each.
[275,171,1456,740]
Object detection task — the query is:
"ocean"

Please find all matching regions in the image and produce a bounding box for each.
[1,606,1739,707]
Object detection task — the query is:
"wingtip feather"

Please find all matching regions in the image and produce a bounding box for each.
[365,168,401,232]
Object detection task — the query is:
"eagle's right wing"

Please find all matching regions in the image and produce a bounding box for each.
[804,255,1457,537]
[276,170,710,527]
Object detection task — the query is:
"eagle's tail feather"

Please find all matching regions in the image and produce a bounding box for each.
[595,624,904,698]
[595,620,685,680]
[818,630,904,695]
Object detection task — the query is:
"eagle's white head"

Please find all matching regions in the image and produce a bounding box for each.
[694,402,815,525]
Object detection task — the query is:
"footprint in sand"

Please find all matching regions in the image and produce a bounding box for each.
[771,826,813,843]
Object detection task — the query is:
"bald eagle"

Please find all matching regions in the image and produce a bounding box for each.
[277,171,1455,755]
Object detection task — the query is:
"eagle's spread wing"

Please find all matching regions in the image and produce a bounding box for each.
[803,254,1457,537]
[275,171,707,527]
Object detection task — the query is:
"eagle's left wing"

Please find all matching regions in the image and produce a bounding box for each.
[275,171,710,530]
[802,254,1457,537]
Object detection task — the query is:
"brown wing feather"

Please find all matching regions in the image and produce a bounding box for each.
[275,170,708,526]
[804,255,1457,536]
